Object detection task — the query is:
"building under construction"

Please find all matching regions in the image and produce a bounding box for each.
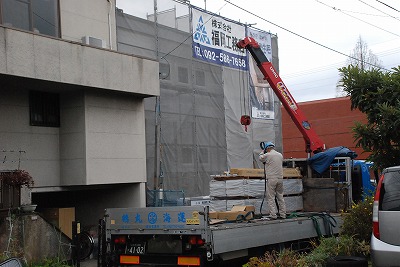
[116,1,282,198]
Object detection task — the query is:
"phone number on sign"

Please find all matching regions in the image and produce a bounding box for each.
[195,47,246,68]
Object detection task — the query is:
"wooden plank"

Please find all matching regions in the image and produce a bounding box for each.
[214,168,302,180]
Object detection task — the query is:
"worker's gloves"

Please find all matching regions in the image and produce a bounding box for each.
[259,152,266,162]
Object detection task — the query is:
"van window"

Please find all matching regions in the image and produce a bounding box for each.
[382,171,400,211]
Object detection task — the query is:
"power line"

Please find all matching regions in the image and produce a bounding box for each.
[375,0,400,13]
[280,44,400,93]
[339,9,399,18]
[375,47,400,57]
[285,75,339,86]
[340,9,400,36]
[357,0,400,22]
[223,0,393,72]
[160,3,228,59]
[284,46,400,79]
[263,34,398,80]
[315,0,400,37]
[283,61,344,78]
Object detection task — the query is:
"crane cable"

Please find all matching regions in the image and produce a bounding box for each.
[239,59,251,131]
[240,59,249,116]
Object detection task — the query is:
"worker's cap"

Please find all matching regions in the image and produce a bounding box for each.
[264,142,275,148]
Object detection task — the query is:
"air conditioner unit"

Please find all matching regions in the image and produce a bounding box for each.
[81,36,106,48]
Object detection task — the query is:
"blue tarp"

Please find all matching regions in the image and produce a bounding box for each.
[307,146,358,174]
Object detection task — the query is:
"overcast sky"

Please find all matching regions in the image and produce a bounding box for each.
[116,0,399,102]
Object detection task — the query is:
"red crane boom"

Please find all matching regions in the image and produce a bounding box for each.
[237,37,325,154]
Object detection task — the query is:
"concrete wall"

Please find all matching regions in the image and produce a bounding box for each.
[60,0,117,49]
[0,86,148,188]
[76,183,146,226]
[0,213,71,263]
[85,90,146,185]
[0,26,159,96]
[60,91,86,186]
[0,87,61,187]
[59,89,148,186]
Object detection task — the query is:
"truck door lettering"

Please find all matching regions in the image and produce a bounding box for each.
[163,213,171,223]
[148,212,158,224]
[122,214,129,223]
[145,224,160,229]
[186,218,200,225]
[178,212,186,222]
[135,213,143,223]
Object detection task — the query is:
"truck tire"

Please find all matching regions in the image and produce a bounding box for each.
[326,256,368,267]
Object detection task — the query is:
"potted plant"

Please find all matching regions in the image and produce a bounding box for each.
[0,170,36,211]
[0,170,34,188]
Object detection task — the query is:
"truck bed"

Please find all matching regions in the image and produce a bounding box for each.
[104,206,341,259]
[210,214,341,254]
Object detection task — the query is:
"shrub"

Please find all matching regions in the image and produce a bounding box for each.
[28,257,71,267]
[0,170,34,188]
[243,249,301,267]
[340,195,374,243]
[298,235,369,267]
[243,236,370,267]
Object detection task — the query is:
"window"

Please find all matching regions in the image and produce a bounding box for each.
[1,0,60,37]
[178,67,189,83]
[0,179,20,209]
[199,147,209,163]
[181,147,193,164]
[195,70,205,86]
[29,90,60,127]
[381,170,400,211]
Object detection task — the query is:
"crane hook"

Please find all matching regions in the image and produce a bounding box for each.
[240,115,251,132]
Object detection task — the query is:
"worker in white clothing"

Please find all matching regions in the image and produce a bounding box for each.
[259,142,286,220]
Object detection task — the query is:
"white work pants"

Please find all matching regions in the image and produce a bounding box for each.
[267,178,286,219]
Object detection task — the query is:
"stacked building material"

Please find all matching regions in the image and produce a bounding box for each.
[209,168,304,215]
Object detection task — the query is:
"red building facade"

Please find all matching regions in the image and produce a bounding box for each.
[281,97,370,159]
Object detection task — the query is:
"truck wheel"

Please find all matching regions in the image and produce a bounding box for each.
[326,256,368,267]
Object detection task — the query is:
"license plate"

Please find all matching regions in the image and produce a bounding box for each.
[127,243,145,255]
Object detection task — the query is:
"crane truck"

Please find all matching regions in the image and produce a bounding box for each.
[97,37,375,266]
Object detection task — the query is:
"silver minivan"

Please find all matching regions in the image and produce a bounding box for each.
[371,166,400,266]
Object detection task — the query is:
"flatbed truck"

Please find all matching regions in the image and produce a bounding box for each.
[98,156,373,266]
[98,205,340,266]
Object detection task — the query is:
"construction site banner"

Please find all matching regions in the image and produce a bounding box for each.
[247,28,274,120]
[247,28,272,62]
[191,7,247,70]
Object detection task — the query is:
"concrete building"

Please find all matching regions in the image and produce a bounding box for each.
[0,0,159,227]
[282,97,370,159]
